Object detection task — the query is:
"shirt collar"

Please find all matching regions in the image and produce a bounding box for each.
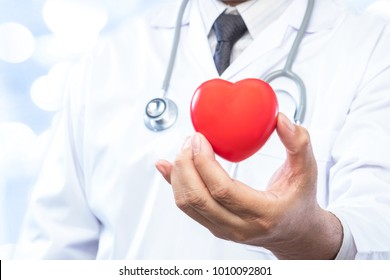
[285,0,346,33]
[198,0,293,39]
[149,0,346,35]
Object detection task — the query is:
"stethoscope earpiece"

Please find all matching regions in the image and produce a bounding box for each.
[144,98,178,132]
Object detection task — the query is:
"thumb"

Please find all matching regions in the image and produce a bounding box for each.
[276,113,317,171]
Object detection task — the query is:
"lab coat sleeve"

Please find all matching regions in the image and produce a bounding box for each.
[327,24,390,259]
[334,215,357,260]
[13,57,101,259]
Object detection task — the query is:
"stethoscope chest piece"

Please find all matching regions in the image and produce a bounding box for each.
[144,98,178,132]
[143,0,315,132]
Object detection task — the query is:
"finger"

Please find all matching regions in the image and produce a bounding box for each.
[192,133,273,217]
[171,135,245,233]
[169,137,221,230]
[155,159,172,184]
[156,139,224,236]
[155,136,194,184]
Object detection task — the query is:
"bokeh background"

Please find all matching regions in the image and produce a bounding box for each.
[1,0,389,248]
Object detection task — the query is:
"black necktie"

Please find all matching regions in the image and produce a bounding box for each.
[212,13,248,75]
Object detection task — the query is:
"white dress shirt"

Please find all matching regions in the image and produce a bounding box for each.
[199,0,293,63]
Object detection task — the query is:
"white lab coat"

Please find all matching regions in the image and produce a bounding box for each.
[14,0,390,259]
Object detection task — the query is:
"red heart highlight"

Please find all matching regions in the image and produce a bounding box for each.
[190,78,278,162]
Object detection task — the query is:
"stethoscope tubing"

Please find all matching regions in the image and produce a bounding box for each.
[145,0,315,132]
[161,0,190,96]
[264,0,315,125]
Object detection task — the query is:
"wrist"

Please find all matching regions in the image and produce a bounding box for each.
[316,209,344,259]
[269,207,343,260]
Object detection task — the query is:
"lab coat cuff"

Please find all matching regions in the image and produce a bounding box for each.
[333,213,358,260]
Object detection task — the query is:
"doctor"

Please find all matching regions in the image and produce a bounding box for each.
[14,0,390,259]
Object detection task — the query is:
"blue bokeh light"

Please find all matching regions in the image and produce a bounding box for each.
[0,0,160,247]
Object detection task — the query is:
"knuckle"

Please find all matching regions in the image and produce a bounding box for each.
[183,190,208,210]
[257,219,274,236]
[173,155,187,169]
[211,230,230,241]
[289,127,313,156]
[210,184,232,202]
[231,231,250,243]
[297,127,311,148]
[174,196,188,211]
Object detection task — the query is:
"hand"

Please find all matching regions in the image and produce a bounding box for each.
[156,113,343,259]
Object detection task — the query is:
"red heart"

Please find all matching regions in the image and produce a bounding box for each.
[190,78,278,162]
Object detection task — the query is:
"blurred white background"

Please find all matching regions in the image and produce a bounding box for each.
[1,0,389,248]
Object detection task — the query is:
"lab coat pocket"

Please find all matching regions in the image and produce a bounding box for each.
[309,128,339,207]
[310,128,338,164]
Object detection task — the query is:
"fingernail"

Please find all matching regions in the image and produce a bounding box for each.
[192,133,201,156]
[280,113,296,133]
[182,136,192,150]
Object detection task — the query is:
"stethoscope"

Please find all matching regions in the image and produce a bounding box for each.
[144,0,315,132]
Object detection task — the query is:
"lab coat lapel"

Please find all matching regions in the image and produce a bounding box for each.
[222,0,341,80]
[221,17,291,80]
[221,0,307,79]
[183,0,219,78]
[149,0,343,81]
[148,0,217,79]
